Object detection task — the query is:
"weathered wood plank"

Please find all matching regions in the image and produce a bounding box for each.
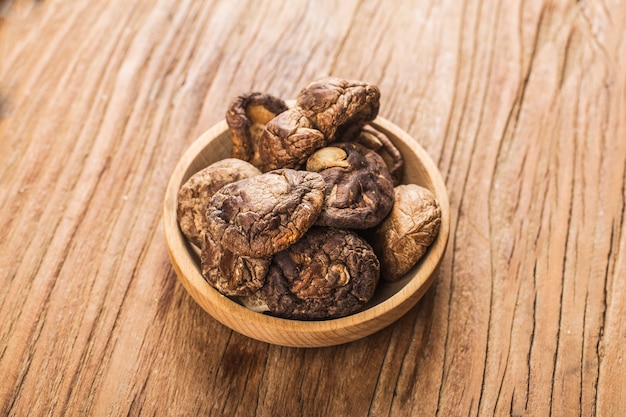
[1,0,625,415]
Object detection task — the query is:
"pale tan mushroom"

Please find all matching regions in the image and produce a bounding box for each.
[305,146,351,172]
[369,184,441,281]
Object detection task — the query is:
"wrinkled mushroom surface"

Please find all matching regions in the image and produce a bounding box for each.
[258,107,327,171]
[177,158,261,247]
[357,124,404,186]
[264,227,380,319]
[369,184,441,281]
[310,142,395,229]
[177,79,444,321]
[226,92,288,169]
[206,169,326,257]
[296,77,380,141]
[200,231,271,296]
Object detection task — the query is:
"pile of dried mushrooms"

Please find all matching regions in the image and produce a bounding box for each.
[177,77,441,320]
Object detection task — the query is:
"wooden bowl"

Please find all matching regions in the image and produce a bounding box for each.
[163,116,449,348]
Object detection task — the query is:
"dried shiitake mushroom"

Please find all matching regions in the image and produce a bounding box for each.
[263,227,380,319]
[258,107,327,171]
[226,92,288,169]
[253,77,381,173]
[308,142,395,229]
[177,158,261,247]
[206,169,326,258]
[296,77,380,141]
[357,124,404,186]
[200,231,271,296]
[369,184,441,281]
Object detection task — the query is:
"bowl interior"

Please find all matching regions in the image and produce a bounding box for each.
[163,117,449,347]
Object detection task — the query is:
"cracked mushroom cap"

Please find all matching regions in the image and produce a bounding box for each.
[258,107,327,171]
[200,230,271,296]
[308,142,395,229]
[263,227,380,320]
[177,158,262,247]
[296,77,380,141]
[225,92,289,169]
[205,169,326,258]
[369,184,441,282]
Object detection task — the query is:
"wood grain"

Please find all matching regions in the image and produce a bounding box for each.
[1,0,625,415]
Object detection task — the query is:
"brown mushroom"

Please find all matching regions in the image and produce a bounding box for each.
[296,77,380,141]
[357,124,404,186]
[308,142,395,229]
[258,107,327,171]
[369,184,441,282]
[225,92,289,169]
[200,230,271,296]
[205,169,326,258]
[263,227,380,319]
[177,158,261,247]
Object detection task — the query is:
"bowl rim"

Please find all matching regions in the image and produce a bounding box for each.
[163,116,450,345]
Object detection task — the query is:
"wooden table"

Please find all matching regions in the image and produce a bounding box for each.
[2,0,625,415]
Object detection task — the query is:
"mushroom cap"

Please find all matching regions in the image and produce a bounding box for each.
[258,107,327,171]
[369,184,441,281]
[225,92,288,169]
[263,227,380,319]
[200,230,271,296]
[177,158,261,247]
[312,142,395,229]
[296,77,380,141]
[206,169,326,257]
[357,124,405,186]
